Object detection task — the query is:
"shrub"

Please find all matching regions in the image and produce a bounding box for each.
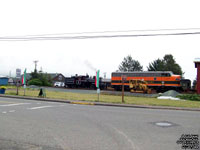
[177,94,200,101]
[28,79,43,86]
[0,86,7,90]
[29,71,52,87]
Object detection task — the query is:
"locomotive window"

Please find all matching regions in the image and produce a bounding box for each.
[112,73,121,77]
[161,73,167,77]
[163,73,171,77]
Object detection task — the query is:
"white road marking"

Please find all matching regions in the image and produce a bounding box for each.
[0,103,30,107]
[155,122,172,127]
[9,110,16,113]
[2,111,7,114]
[27,105,53,110]
[110,125,140,150]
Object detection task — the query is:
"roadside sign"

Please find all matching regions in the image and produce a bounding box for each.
[16,69,21,79]
[97,88,100,94]
[121,75,127,81]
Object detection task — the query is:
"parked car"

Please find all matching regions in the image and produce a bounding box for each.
[54,82,65,87]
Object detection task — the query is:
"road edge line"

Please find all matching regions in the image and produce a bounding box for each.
[0,94,200,112]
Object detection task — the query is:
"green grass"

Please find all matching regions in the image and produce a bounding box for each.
[4,88,200,108]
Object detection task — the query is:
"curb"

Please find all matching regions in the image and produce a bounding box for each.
[0,94,200,112]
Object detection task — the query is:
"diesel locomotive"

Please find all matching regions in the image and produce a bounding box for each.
[111,71,191,92]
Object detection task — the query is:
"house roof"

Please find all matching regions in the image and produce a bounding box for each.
[0,75,9,78]
[194,58,200,63]
[20,73,64,80]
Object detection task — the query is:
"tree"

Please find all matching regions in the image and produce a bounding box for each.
[118,55,143,71]
[30,69,39,79]
[28,69,52,86]
[162,54,183,75]
[147,58,165,71]
[148,54,183,75]
[192,78,197,90]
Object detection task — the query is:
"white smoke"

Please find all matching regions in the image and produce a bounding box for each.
[84,60,97,72]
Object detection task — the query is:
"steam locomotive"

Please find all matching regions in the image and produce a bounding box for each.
[65,74,110,90]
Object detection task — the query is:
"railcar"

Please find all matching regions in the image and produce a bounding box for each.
[111,71,183,92]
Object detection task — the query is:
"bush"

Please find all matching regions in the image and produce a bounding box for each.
[0,86,7,90]
[177,94,200,101]
[29,71,52,87]
[28,79,43,86]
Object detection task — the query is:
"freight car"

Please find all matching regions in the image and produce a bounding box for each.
[111,71,191,92]
[65,74,110,90]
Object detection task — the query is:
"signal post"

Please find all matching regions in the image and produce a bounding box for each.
[121,75,127,103]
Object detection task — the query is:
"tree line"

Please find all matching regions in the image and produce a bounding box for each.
[118,54,183,75]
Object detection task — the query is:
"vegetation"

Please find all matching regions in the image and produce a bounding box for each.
[28,69,52,86]
[177,94,200,101]
[28,79,43,86]
[192,78,197,90]
[0,86,7,89]
[148,54,183,75]
[118,55,143,71]
[118,54,183,76]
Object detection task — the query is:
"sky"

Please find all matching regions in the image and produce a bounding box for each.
[0,0,200,81]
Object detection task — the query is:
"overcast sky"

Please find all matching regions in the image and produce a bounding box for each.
[0,0,200,81]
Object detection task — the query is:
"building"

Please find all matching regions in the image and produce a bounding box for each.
[0,76,9,85]
[52,73,65,85]
[194,58,200,94]
[8,78,14,85]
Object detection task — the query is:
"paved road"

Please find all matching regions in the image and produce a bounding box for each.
[0,97,200,150]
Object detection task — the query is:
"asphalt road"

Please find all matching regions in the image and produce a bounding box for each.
[0,97,200,150]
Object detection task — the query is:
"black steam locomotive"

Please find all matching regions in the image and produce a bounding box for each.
[65,74,110,90]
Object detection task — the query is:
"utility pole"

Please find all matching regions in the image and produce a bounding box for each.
[33,60,38,72]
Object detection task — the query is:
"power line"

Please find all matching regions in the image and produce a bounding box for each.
[0,30,200,41]
[2,27,200,37]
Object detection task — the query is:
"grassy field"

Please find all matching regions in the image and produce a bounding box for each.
[4,87,200,108]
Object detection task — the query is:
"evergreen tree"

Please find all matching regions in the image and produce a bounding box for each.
[147,58,165,71]
[148,54,183,75]
[118,55,143,71]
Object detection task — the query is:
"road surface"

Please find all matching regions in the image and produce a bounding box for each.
[0,97,199,150]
